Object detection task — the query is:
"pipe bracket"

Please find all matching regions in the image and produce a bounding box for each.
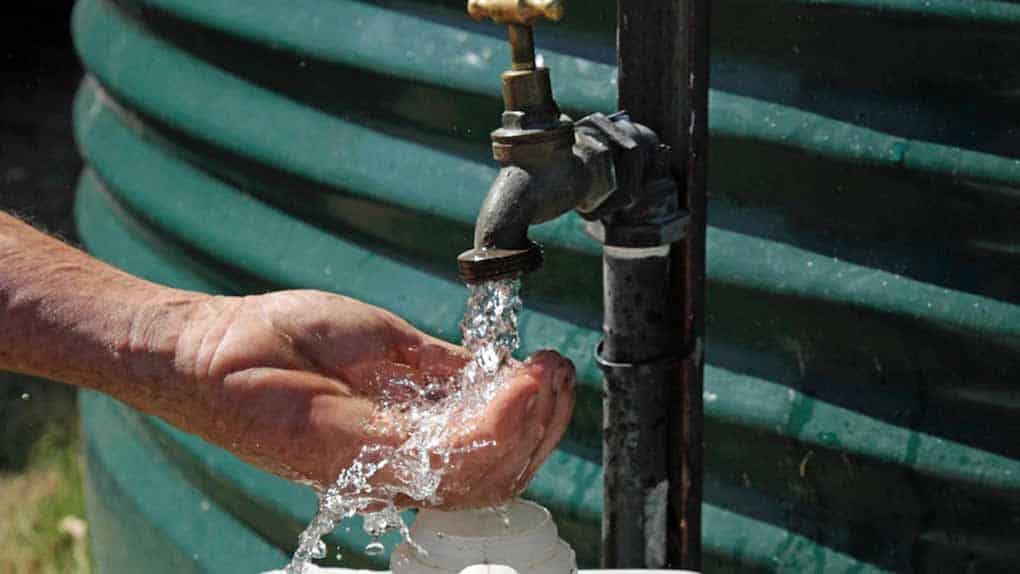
[594,340,691,379]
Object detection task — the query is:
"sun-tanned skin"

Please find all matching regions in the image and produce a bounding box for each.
[0,211,575,508]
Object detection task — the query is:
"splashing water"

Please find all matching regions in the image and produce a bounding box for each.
[285,278,522,574]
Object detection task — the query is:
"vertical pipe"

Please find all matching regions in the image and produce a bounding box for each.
[601,245,675,569]
[616,0,709,570]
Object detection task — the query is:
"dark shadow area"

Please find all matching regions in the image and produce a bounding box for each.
[703,368,1020,570]
[0,374,79,470]
[1,0,82,241]
[703,475,914,572]
[708,136,1020,306]
[712,1,1020,159]
[0,0,83,470]
[705,277,1020,461]
[702,430,1020,571]
[696,296,1020,567]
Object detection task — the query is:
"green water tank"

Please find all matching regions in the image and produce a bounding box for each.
[72,0,1020,571]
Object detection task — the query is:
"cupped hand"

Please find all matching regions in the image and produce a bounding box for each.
[171,290,575,508]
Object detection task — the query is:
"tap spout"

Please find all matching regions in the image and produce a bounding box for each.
[457,120,609,283]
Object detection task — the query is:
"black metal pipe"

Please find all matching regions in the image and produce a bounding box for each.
[600,245,678,568]
[615,0,709,569]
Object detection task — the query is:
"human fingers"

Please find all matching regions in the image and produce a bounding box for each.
[405,334,472,378]
[435,356,560,507]
[481,356,558,441]
[491,351,574,494]
[520,354,575,482]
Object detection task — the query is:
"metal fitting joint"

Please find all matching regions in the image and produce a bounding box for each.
[573,112,689,248]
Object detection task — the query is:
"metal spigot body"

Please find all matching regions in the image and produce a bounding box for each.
[458,1,687,283]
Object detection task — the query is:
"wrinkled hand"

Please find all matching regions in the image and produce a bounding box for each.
[173,290,575,508]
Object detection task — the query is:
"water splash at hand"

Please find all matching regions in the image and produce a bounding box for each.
[285,279,522,574]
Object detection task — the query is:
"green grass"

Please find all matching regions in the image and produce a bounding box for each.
[0,384,92,574]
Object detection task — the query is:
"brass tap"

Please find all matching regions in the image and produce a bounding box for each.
[468,0,563,71]
[467,0,564,25]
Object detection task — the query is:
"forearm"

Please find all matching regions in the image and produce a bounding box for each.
[0,211,208,407]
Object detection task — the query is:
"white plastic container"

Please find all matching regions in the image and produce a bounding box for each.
[263,498,699,574]
[390,499,576,574]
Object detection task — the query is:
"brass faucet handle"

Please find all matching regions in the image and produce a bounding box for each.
[467,0,565,25]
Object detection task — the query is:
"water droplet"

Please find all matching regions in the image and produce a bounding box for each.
[365,540,385,556]
[491,504,511,528]
[20,393,29,400]
[335,551,343,561]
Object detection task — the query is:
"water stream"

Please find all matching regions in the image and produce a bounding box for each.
[285,278,523,574]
